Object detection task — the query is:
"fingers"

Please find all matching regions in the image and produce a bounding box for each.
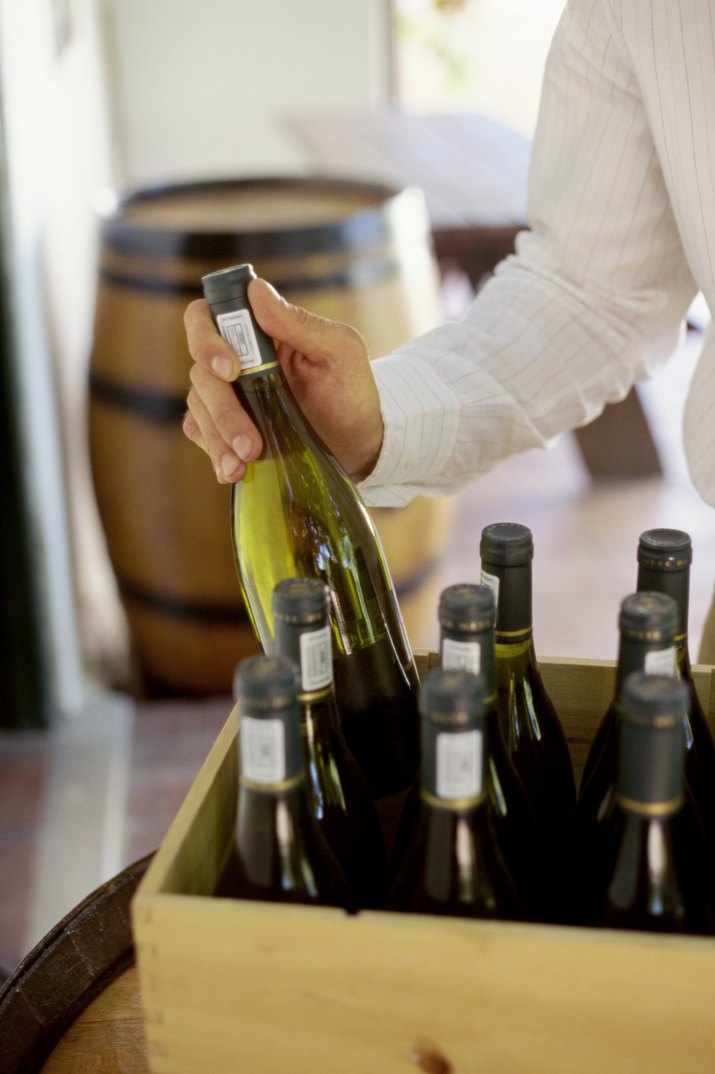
[184,298,241,381]
[185,364,261,484]
[183,297,264,482]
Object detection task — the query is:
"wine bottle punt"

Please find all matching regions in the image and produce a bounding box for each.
[272,577,389,907]
[573,672,714,935]
[214,654,356,910]
[478,522,576,843]
[385,668,523,920]
[202,264,420,799]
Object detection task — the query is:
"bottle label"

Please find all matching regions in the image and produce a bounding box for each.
[441,637,482,675]
[644,646,677,675]
[480,570,500,612]
[299,626,333,692]
[436,730,482,799]
[216,309,264,371]
[241,716,286,783]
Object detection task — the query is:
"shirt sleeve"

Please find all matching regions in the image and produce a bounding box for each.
[358,0,698,509]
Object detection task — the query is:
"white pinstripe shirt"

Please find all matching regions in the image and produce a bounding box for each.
[359,0,715,509]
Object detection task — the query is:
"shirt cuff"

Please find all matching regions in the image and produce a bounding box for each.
[357,352,460,507]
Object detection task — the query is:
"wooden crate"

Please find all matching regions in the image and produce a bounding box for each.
[132,654,715,1074]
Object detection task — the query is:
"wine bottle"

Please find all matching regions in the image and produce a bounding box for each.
[572,672,713,935]
[437,583,544,910]
[202,264,420,799]
[636,528,715,832]
[214,654,356,910]
[385,668,523,920]
[578,591,678,816]
[272,577,389,907]
[478,523,576,843]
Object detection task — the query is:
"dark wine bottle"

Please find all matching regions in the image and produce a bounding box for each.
[571,672,713,935]
[578,591,678,816]
[385,668,523,920]
[437,583,544,911]
[272,577,389,908]
[202,264,420,799]
[214,654,356,910]
[479,523,576,843]
[636,528,715,832]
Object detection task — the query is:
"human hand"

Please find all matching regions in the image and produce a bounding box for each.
[183,278,384,484]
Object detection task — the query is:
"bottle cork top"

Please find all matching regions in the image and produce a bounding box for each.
[480,522,533,566]
[202,263,256,305]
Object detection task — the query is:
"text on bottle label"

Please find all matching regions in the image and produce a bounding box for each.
[216,309,263,370]
[436,730,483,799]
[441,638,482,675]
[241,717,286,783]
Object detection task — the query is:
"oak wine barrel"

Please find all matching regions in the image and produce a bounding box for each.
[0,855,151,1073]
[89,176,453,696]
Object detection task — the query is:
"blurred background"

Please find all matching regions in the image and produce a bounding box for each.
[1,0,713,973]
[0,0,566,725]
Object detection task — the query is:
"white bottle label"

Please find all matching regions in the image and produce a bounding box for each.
[480,570,500,616]
[644,646,677,675]
[441,637,482,675]
[241,716,285,783]
[436,730,482,799]
[299,625,333,691]
[216,308,263,370]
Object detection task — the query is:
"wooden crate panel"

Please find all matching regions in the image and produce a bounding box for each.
[132,654,715,1074]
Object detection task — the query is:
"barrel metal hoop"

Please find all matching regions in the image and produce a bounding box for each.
[89,370,187,424]
[98,257,399,296]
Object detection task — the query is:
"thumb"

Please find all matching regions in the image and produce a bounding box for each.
[247,277,361,359]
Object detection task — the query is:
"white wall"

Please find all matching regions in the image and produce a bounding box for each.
[393,0,565,136]
[0,0,394,707]
[100,0,392,187]
[0,0,115,714]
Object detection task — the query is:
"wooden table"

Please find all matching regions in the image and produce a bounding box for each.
[283,108,662,480]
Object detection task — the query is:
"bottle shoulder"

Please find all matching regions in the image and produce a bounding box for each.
[386,801,523,919]
[231,785,356,908]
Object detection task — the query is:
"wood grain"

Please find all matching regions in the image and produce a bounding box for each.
[40,969,148,1074]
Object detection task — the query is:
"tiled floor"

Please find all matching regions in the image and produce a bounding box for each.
[1,322,713,976]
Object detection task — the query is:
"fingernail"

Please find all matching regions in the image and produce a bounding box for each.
[211,355,234,379]
[220,453,241,478]
[233,434,253,460]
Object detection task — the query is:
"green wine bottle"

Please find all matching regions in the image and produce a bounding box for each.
[479,523,576,844]
[385,668,523,920]
[572,672,713,935]
[214,654,356,910]
[636,528,715,833]
[202,264,420,799]
[272,577,389,907]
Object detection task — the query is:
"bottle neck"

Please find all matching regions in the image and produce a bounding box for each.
[274,618,335,701]
[615,636,677,692]
[238,707,304,789]
[439,625,496,695]
[480,562,532,641]
[274,618,342,742]
[213,299,279,377]
[615,716,684,817]
[636,564,690,650]
[420,721,487,810]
